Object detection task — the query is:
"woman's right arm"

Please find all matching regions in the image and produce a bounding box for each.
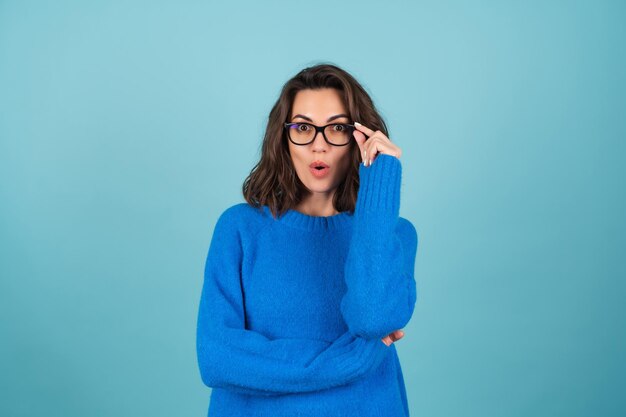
[195,208,390,397]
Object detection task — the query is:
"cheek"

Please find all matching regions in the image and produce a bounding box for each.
[285,147,308,183]
[289,148,306,170]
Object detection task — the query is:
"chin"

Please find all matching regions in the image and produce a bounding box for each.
[305,185,328,193]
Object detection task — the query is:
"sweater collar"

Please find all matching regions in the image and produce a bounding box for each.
[262,205,353,231]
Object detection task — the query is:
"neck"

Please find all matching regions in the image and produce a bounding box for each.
[294,194,338,217]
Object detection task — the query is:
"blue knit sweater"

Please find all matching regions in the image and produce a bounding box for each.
[196,154,419,417]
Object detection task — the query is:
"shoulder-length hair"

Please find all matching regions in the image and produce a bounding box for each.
[242,63,390,219]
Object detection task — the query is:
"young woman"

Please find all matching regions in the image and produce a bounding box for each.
[196,63,419,416]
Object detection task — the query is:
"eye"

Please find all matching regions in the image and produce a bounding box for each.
[332,124,346,131]
[297,123,311,131]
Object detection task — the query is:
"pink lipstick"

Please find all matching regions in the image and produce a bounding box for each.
[309,160,330,178]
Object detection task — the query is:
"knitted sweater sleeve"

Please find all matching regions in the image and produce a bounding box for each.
[195,207,390,397]
[340,153,419,340]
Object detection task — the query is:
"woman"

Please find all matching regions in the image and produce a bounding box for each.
[196,63,419,417]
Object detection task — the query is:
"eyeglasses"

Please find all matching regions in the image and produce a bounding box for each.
[284,122,355,146]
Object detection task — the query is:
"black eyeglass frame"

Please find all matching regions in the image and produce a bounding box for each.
[283,122,356,147]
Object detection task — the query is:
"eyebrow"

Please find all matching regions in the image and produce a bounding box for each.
[291,113,350,123]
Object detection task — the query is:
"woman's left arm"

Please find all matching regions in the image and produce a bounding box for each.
[340,152,419,341]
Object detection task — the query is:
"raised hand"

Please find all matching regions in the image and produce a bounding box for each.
[352,122,403,167]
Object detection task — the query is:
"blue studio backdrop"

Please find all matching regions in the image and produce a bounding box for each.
[0,1,624,416]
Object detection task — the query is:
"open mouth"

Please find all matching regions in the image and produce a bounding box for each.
[310,164,330,177]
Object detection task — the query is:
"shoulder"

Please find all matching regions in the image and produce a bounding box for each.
[216,202,261,219]
[213,202,268,236]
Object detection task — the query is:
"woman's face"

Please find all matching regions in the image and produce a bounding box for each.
[287,88,352,197]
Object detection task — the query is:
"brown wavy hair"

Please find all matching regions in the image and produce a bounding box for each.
[242,62,390,219]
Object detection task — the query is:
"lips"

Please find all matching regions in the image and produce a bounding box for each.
[309,160,330,178]
[310,160,330,169]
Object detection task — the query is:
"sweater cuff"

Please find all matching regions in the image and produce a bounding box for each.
[355,153,402,223]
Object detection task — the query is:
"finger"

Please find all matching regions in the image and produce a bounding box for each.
[359,129,390,166]
[352,129,367,163]
[355,125,398,166]
[365,138,384,167]
[384,330,404,344]
[366,140,400,167]
[393,330,405,341]
[381,336,392,346]
[354,127,389,166]
[354,121,375,137]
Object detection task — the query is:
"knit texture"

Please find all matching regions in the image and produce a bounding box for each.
[196,153,419,417]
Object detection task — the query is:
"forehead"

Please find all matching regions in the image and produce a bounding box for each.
[291,88,347,117]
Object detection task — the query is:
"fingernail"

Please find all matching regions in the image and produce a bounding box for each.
[354,121,361,126]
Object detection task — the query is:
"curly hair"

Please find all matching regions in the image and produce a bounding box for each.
[242,62,390,219]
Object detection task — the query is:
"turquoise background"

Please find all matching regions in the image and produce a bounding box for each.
[1,0,624,416]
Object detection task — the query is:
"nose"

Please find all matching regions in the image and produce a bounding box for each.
[311,129,330,151]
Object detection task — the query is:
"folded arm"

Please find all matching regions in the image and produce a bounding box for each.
[196,207,390,397]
